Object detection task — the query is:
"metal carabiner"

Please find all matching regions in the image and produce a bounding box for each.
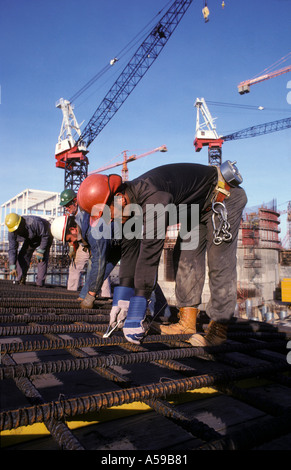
[211,201,232,245]
[212,201,228,219]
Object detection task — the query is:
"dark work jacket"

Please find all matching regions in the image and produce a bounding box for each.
[119,163,217,296]
[8,216,52,266]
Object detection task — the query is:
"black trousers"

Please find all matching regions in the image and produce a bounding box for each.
[173,186,247,322]
[17,236,53,286]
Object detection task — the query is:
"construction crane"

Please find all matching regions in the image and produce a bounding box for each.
[194,97,291,165]
[89,145,168,181]
[194,98,224,164]
[238,53,291,94]
[55,0,194,192]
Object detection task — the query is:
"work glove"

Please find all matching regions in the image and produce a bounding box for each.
[103,286,135,338]
[80,292,95,309]
[123,296,148,345]
[9,265,17,279]
[35,249,45,262]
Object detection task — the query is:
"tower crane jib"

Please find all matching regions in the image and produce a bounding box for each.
[238,53,291,94]
[89,145,168,181]
[193,97,291,166]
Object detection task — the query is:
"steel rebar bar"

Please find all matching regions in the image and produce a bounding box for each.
[1,362,287,431]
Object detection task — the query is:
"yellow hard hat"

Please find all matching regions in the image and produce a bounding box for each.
[5,213,22,232]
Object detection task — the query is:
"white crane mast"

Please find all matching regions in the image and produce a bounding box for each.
[194,97,219,141]
[55,98,86,156]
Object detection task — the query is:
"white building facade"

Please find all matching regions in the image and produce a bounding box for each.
[0,189,62,253]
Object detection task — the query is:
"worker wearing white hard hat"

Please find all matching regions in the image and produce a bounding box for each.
[51,213,118,308]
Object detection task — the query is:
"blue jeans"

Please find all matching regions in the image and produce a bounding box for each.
[80,235,121,298]
[17,237,53,286]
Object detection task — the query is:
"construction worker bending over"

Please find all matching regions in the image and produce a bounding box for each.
[59,189,90,292]
[77,162,247,345]
[5,213,53,287]
[75,211,120,305]
[51,214,120,309]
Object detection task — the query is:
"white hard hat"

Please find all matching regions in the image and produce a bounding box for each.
[50,215,69,244]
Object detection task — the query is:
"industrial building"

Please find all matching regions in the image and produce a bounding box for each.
[0,188,61,249]
[0,189,66,284]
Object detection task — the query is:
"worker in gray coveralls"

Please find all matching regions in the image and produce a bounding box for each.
[76,162,247,346]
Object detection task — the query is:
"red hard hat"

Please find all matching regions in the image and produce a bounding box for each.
[77,173,122,216]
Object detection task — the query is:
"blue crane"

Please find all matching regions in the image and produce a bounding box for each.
[55,0,194,191]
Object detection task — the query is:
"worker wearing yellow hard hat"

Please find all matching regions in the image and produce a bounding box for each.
[5,213,53,286]
[5,213,22,232]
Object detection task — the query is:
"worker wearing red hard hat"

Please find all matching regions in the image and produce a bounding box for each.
[77,173,123,221]
[77,162,247,346]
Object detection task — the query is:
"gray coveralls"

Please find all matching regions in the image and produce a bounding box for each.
[174,184,247,321]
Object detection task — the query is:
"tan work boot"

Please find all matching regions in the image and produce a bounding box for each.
[153,307,199,335]
[188,320,227,346]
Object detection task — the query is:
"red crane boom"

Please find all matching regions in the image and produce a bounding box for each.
[89,145,167,181]
[238,52,291,94]
[238,65,291,94]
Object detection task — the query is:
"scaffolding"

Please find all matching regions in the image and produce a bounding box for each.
[240,200,281,250]
[237,200,284,310]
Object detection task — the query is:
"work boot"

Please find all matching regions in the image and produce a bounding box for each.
[152,307,198,335]
[19,276,26,285]
[188,320,227,347]
[80,292,95,309]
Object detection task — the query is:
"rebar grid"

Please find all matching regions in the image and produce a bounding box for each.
[0,362,287,432]
[0,340,286,380]
[1,354,84,450]
[1,280,291,451]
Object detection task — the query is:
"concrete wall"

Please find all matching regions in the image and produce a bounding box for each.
[237,247,280,303]
[158,245,284,307]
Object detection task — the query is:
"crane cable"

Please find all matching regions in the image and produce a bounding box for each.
[207,100,291,114]
[69,1,173,104]
[250,52,291,81]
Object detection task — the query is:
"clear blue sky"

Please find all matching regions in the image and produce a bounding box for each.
[0,0,290,239]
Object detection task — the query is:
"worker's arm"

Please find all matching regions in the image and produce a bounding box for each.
[86,218,113,295]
